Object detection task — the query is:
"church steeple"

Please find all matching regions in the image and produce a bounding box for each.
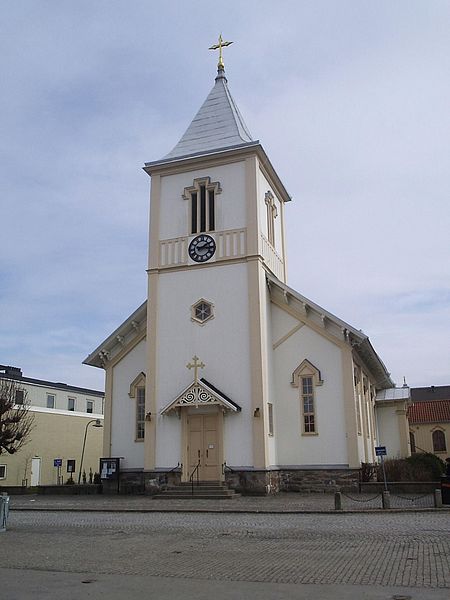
[162,55,254,162]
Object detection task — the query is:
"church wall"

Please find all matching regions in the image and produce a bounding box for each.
[110,339,146,469]
[376,404,403,458]
[158,161,247,241]
[271,305,348,467]
[155,262,253,468]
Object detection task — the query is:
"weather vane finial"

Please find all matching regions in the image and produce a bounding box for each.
[209,34,233,70]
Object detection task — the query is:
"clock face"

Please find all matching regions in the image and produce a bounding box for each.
[188,234,216,263]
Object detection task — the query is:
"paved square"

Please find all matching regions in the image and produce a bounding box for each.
[1,509,449,599]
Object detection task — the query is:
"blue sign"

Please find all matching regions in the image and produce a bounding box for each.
[375,446,387,456]
[54,458,62,467]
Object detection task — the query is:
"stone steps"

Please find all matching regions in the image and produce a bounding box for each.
[153,481,240,500]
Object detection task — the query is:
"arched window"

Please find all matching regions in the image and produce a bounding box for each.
[432,429,447,453]
[129,372,146,441]
[265,191,278,247]
[291,359,323,435]
[183,177,222,235]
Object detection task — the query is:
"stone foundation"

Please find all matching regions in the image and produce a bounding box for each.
[115,469,182,495]
[279,468,360,493]
[225,468,360,495]
[113,468,360,495]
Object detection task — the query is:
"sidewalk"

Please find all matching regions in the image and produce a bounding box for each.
[7,491,449,513]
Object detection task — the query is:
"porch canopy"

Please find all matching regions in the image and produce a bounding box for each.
[161,378,241,415]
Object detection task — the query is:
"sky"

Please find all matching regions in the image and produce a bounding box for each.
[1,1,449,391]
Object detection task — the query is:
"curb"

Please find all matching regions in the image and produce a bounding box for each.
[9,506,450,515]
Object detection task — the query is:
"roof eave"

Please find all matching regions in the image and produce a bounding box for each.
[144,142,292,204]
[267,274,393,389]
[83,301,147,369]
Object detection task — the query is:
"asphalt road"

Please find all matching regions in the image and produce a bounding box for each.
[1,510,449,599]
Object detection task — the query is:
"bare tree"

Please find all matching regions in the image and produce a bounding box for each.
[0,378,34,455]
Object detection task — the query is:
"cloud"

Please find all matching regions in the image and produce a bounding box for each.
[1,1,449,389]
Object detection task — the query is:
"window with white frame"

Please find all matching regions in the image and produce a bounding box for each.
[68,397,75,411]
[191,298,214,325]
[136,387,145,441]
[268,403,274,436]
[0,465,6,479]
[183,177,221,235]
[129,372,146,441]
[86,400,94,414]
[15,389,25,405]
[301,377,315,433]
[47,394,55,409]
[291,359,323,435]
[265,191,278,247]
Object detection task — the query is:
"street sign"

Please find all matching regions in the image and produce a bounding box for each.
[375,446,387,456]
[54,458,62,467]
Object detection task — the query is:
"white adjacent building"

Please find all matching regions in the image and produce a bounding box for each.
[84,59,409,493]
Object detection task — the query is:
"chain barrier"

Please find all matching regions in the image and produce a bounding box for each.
[341,492,382,503]
[390,492,433,502]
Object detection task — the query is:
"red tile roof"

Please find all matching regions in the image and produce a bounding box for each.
[408,400,450,424]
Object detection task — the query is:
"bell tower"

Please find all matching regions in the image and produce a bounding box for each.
[143,43,291,477]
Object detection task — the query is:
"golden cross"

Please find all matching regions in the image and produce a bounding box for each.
[209,34,233,69]
[186,355,205,383]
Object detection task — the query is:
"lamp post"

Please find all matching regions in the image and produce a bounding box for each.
[78,418,103,484]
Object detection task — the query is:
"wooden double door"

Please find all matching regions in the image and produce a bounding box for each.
[187,413,221,481]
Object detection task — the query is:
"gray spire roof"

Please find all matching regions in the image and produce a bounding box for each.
[163,68,254,161]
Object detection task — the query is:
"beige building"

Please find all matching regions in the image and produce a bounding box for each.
[0,365,104,487]
[408,386,450,461]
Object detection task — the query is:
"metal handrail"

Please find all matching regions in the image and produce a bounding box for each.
[222,461,237,474]
[189,460,200,497]
[160,462,182,486]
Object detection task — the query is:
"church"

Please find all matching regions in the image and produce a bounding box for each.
[84,42,410,494]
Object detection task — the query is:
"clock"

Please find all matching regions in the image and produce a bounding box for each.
[188,234,216,263]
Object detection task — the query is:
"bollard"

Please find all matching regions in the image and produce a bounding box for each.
[334,491,342,511]
[382,490,390,509]
[434,489,443,508]
[0,493,10,532]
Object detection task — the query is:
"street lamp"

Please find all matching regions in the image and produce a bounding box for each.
[78,418,103,484]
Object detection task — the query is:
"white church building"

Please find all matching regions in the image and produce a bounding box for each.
[84,50,410,494]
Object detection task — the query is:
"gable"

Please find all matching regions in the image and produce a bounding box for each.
[267,274,393,389]
[161,378,241,415]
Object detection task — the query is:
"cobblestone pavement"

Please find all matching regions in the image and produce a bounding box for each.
[7,491,444,512]
[3,510,450,591]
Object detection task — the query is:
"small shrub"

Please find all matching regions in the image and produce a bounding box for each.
[377,453,445,481]
[380,459,413,481]
[406,453,445,480]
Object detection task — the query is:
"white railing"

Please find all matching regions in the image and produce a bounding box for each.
[159,237,188,267]
[158,228,247,268]
[260,234,284,280]
[216,228,246,260]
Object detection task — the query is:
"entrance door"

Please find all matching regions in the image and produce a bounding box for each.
[31,457,41,487]
[187,413,220,481]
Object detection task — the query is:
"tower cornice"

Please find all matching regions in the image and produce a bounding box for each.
[143,142,292,204]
